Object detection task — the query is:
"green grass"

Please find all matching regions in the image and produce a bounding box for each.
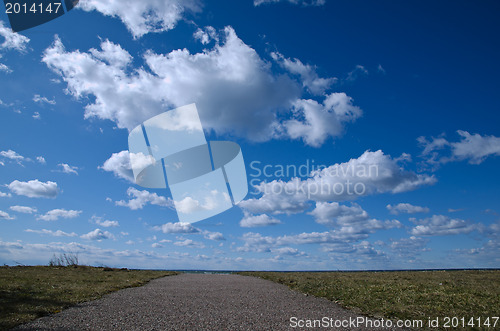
[239,270,500,330]
[0,266,178,330]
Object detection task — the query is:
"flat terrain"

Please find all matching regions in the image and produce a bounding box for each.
[240,270,500,329]
[13,273,402,330]
[0,266,177,329]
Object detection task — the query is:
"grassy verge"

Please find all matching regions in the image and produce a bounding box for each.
[239,270,500,330]
[0,266,178,330]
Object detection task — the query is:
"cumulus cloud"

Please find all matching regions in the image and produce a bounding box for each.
[345,65,368,82]
[57,163,79,175]
[0,20,30,52]
[390,236,429,258]
[271,52,336,95]
[254,0,325,6]
[0,63,11,73]
[8,180,59,198]
[25,229,77,237]
[419,130,500,166]
[33,94,56,105]
[78,0,202,38]
[386,203,430,215]
[42,29,300,141]
[241,150,436,215]
[193,26,217,45]
[174,190,230,214]
[410,215,478,236]
[153,222,200,234]
[81,228,115,241]
[238,217,400,253]
[239,213,282,228]
[90,216,119,228]
[36,156,46,164]
[0,191,12,198]
[1,149,25,164]
[309,202,401,239]
[10,206,37,214]
[36,209,82,221]
[0,210,15,220]
[203,230,225,241]
[320,241,386,262]
[279,93,362,147]
[174,239,205,248]
[114,187,173,210]
[100,150,134,183]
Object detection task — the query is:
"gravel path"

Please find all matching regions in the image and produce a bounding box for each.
[14,273,405,330]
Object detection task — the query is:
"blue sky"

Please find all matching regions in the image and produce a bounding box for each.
[0,0,499,270]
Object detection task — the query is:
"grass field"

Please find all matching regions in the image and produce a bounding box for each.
[239,270,500,330]
[0,266,178,330]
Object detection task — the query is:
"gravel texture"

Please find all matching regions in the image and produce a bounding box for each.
[14,273,405,330]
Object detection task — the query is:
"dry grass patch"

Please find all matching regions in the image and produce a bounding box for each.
[239,270,500,329]
[0,266,178,329]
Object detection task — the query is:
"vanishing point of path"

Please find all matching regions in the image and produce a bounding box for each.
[15,274,404,330]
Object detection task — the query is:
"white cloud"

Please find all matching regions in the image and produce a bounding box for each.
[321,241,386,262]
[33,94,56,105]
[100,150,134,183]
[345,65,368,82]
[1,149,24,162]
[8,180,59,198]
[0,63,11,73]
[272,247,306,257]
[91,216,119,228]
[271,52,336,95]
[174,239,205,248]
[238,218,400,253]
[278,93,362,147]
[0,20,30,52]
[241,150,436,215]
[42,27,364,148]
[42,29,300,142]
[410,215,477,236]
[193,26,218,45]
[115,187,173,210]
[377,64,386,74]
[451,131,500,164]
[25,229,77,237]
[174,190,230,214]
[36,156,46,164]
[81,228,115,241]
[309,202,369,226]
[239,213,282,228]
[0,191,12,198]
[419,130,500,166]
[57,163,79,175]
[78,0,202,38]
[10,206,37,214]
[203,231,225,241]
[36,209,82,221]
[308,202,401,240]
[254,0,326,6]
[390,236,429,258]
[386,203,430,215]
[153,222,199,234]
[239,184,309,215]
[33,112,41,120]
[0,210,15,220]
